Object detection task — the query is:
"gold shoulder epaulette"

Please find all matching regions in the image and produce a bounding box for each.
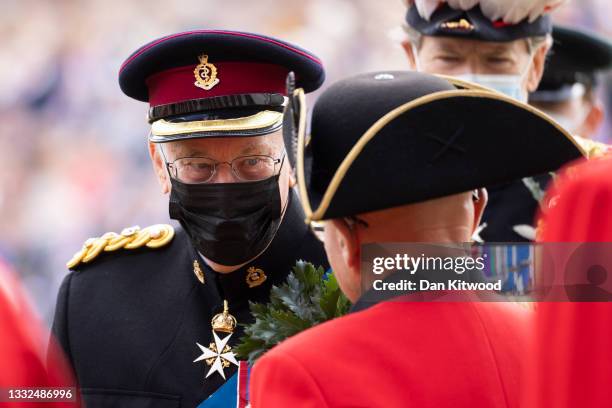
[66,224,175,269]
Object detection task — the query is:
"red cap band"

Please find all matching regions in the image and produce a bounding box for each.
[492,20,514,28]
[146,62,289,107]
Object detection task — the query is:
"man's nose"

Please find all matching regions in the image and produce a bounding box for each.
[211,162,239,183]
[464,61,480,75]
[441,62,473,76]
[454,56,481,75]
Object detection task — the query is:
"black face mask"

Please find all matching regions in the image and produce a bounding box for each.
[169,174,283,266]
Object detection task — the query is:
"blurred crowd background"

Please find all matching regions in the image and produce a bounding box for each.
[1,0,611,325]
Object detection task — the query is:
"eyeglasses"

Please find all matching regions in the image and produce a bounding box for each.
[166,155,283,184]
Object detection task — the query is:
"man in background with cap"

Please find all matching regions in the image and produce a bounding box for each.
[399,0,568,242]
[51,30,327,407]
[530,25,612,140]
[250,70,584,407]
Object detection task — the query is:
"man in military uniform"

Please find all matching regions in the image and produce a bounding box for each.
[530,25,612,140]
[250,70,584,407]
[51,30,327,407]
[399,0,569,242]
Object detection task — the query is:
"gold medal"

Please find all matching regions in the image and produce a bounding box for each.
[193,300,239,380]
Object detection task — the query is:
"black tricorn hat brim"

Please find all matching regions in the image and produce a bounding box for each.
[292,82,585,222]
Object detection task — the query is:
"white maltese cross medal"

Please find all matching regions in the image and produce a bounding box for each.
[194,331,239,380]
[194,300,238,380]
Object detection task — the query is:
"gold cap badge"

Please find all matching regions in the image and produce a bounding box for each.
[194,54,220,91]
[440,18,475,32]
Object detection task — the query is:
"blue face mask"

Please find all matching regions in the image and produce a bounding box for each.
[454,73,528,103]
[411,43,533,103]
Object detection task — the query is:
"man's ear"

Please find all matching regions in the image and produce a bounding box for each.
[288,166,297,188]
[148,142,170,194]
[580,101,604,138]
[472,187,488,233]
[526,39,552,92]
[329,219,361,278]
[401,40,419,70]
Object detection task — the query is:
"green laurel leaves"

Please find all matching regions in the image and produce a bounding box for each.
[235,260,350,364]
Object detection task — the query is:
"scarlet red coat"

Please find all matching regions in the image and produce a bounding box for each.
[0,261,75,408]
[251,300,530,407]
[526,157,612,408]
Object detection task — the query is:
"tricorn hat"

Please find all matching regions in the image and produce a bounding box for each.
[284,71,585,221]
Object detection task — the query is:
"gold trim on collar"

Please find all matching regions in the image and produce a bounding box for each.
[296,82,587,223]
[150,110,283,137]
